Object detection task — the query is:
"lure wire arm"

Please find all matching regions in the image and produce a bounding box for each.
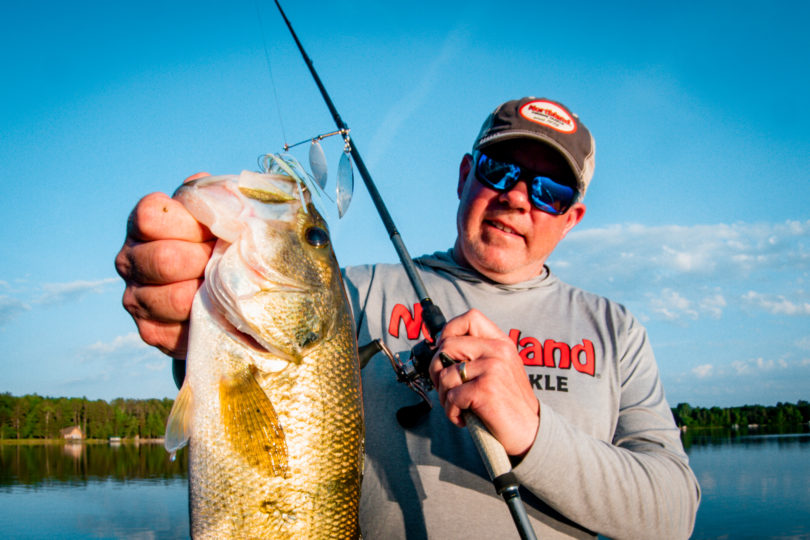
[283,128,349,151]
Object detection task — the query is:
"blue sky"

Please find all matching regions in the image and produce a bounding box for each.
[1,0,808,408]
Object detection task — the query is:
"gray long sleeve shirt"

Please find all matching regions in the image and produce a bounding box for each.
[343,249,700,539]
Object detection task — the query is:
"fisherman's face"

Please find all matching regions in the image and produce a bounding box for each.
[454,140,586,285]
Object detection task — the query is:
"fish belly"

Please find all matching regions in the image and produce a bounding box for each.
[187,289,363,539]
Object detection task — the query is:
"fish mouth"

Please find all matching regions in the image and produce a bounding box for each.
[213,305,301,364]
[202,293,276,355]
[224,320,270,354]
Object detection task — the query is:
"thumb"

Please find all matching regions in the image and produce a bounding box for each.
[184,172,211,184]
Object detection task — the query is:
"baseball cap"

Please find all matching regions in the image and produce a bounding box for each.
[473,97,595,195]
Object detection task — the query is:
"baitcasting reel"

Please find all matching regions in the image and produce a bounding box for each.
[358,338,440,428]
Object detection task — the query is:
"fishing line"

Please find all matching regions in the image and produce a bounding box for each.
[254,0,288,146]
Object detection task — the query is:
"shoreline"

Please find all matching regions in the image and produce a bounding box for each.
[0,438,166,445]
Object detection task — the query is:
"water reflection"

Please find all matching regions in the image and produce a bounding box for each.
[1,433,808,539]
[686,428,810,539]
[62,441,83,460]
[681,424,810,450]
[0,441,187,487]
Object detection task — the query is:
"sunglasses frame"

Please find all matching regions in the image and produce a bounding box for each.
[472,151,580,215]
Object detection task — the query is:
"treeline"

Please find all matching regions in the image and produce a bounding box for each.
[672,400,810,428]
[3,392,808,438]
[0,393,173,440]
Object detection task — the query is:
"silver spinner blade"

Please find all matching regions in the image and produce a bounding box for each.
[308,140,328,189]
[336,150,354,218]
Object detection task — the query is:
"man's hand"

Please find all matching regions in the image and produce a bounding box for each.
[429,309,540,458]
[114,174,214,358]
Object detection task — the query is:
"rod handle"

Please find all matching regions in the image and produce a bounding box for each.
[463,411,513,480]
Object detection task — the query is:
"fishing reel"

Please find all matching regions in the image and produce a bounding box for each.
[359,338,439,428]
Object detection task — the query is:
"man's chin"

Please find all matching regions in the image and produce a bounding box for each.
[469,254,531,283]
[456,239,535,281]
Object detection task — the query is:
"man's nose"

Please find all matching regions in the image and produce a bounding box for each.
[497,179,531,211]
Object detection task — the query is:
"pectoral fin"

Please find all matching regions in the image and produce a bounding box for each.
[165,381,193,455]
[220,367,289,477]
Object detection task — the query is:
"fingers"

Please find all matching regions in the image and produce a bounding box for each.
[184,172,211,184]
[116,238,214,285]
[122,279,202,323]
[432,355,498,426]
[439,308,506,341]
[121,278,201,359]
[117,190,214,284]
[132,317,190,359]
[434,352,539,455]
[429,308,541,456]
[429,334,517,387]
[116,181,212,359]
[433,360,480,427]
[126,192,213,243]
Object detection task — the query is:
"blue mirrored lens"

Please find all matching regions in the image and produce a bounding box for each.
[475,153,520,190]
[474,152,577,215]
[530,176,576,214]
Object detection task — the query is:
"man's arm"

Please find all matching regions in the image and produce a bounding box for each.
[430,309,700,539]
[115,177,214,358]
[514,321,700,539]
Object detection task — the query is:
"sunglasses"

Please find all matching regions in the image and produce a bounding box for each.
[472,151,580,215]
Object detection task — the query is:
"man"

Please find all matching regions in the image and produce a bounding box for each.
[117,97,700,538]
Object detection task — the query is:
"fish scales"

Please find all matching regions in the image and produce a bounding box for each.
[165,160,364,539]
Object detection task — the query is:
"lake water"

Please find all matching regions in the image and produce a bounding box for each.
[684,429,810,540]
[1,431,808,539]
[0,442,189,539]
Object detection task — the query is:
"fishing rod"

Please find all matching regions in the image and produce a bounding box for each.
[270,2,537,539]
[271,0,445,340]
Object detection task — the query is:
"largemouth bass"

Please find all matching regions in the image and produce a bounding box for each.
[165,155,364,538]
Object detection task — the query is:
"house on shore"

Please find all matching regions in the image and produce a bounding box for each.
[59,426,84,440]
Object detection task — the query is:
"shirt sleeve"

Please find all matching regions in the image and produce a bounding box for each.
[512,318,701,539]
[341,265,373,334]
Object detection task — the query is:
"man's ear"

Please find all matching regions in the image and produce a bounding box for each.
[458,153,473,198]
[561,203,587,237]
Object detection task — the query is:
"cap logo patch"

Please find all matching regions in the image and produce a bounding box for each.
[519,100,577,133]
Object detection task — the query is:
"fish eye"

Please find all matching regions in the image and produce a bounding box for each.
[305,226,330,248]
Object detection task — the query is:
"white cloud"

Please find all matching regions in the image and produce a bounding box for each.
[0,276,120,326]
[645,289,729,321]
[84,332,151,355]
[77,331,169,374]
[699,293,727,318]
[731,357,783,375]
[670,356,807,406]
[661,244,713,273]
[742,291,810,316]
[0,295,31,326]
[648,288,698,321]
[683,359,793,380]
[558,220,810,280]
[730,360,750,375]
[692,364,713,378]
[64,332,175,400]
[36,277,119,305]
[551,220,810,321]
